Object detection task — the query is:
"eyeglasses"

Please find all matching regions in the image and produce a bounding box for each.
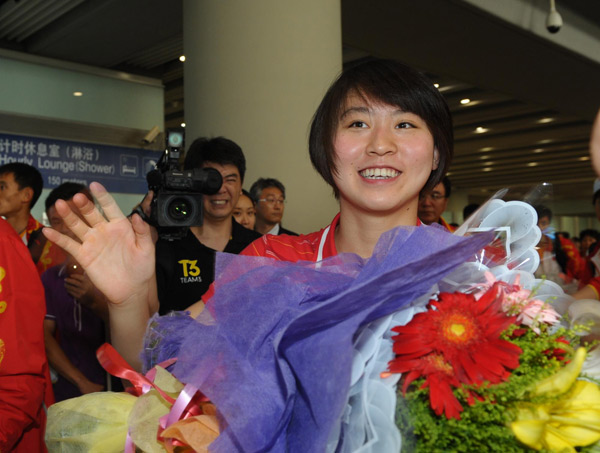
[258,197,286,206]
[419,193,446,201]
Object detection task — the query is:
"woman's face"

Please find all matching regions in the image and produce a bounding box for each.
[233,193,256,230]
[332,93,438,220]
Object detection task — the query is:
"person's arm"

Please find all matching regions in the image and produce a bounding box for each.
[573,281,600,300]
[43,319,103,394]
[42,182,157,370]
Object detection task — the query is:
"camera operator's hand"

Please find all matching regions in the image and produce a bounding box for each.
[591,108,600,177]
[130,190,158,243]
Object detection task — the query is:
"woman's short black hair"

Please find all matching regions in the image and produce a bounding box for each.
[308,59,453,197]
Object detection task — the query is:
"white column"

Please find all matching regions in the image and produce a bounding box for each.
[183,0,342,233]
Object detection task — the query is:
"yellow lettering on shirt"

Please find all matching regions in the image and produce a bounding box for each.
[178,259,201,278]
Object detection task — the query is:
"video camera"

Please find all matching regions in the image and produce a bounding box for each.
[146,128,222,239]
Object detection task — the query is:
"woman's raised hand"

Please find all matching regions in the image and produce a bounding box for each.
[43,182,155,307]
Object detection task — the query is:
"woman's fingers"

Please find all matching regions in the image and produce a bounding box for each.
[54,198,92,241]
[42,226,81,257]
[89,182,126,221]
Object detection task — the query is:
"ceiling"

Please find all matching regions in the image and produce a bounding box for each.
[1,0,599,208]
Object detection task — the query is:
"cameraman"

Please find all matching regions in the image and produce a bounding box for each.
[155,137,260,314]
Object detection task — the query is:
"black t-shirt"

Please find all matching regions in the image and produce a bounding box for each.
[155,219,261,314]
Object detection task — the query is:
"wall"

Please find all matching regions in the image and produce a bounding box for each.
[0,50,164,220]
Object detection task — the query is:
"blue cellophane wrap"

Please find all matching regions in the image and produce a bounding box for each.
[141,224,492,452]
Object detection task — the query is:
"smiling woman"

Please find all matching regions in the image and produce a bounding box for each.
[42,57,454,364]
[42,59,457,451]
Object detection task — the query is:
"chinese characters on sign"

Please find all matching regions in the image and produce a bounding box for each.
[0,133,161,193]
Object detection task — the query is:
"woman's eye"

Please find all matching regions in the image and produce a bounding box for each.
[349,121,368,128]
[397,122,414,129]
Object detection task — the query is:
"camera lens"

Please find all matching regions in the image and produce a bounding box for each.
[167,197,193,221]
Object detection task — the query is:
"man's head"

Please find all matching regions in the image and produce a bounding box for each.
[580,229,599,254]
[45,182,93,240]
[0,163,43,218]
[534,205,553,231]
[184,137,246,222]
[249,178,287,228]
[417,176,451,225]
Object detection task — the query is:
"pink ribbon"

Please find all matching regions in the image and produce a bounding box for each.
[96,343,210,451]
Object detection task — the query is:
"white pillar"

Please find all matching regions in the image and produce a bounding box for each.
[183,0,342,233]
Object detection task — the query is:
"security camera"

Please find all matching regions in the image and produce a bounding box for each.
[142,125,160,144]
[546,0,562,33]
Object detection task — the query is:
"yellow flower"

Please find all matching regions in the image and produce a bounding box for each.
[511,348,600,451]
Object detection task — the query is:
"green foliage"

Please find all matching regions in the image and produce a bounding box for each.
[396,324,587,452]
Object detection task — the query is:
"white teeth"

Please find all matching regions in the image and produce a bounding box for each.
[360,168,399,179]
[212,200,227,205]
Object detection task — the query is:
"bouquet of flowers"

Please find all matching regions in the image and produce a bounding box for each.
[387,273,600,452]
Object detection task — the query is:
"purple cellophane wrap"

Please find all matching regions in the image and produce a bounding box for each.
[142,224,492,452]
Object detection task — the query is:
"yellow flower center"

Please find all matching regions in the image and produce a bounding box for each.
[450,323,465,336]
[442,312,477,345]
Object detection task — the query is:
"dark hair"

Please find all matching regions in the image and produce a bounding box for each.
[249,177,286,203]
[308,58,453,197]
[440,176,452,198]
[241,188,253,200]
[462,203,480,220]
[183,137,246,182]
[580,229,599,241]
[0,163,43,209]
[593,190,600,206]
[534,205,553,222]
[45,182,92,212]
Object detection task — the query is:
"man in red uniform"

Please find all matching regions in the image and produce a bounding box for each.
[0,217,49,452]
[0,163,65,274]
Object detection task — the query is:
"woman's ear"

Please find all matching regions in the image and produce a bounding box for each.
[432,147,440,171]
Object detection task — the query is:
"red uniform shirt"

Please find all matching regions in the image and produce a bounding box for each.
[0,218,49,452]
[241,214,339,262]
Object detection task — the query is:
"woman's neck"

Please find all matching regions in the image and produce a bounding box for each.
[334,201,419,258]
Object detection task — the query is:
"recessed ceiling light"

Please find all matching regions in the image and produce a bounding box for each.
[480,155,490,160]
[527,162,539,167]
[533,148,544,153]
[482,167,492,172]
[73,91,83,97]
[537,117,554,124]
[433,83,440,88]
[579,156,590,161]
[475,127,489,134]
[480,146,494,152]
[180,122,186,128]
[179,55,186,62]
[446,171,452,176]
[460,98,471,105]
[538,139,553,144]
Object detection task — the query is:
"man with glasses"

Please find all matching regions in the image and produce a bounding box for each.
[417,176,456,232]
[250,178,298,236]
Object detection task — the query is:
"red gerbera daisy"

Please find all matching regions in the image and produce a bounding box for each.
[387,283,522,419]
